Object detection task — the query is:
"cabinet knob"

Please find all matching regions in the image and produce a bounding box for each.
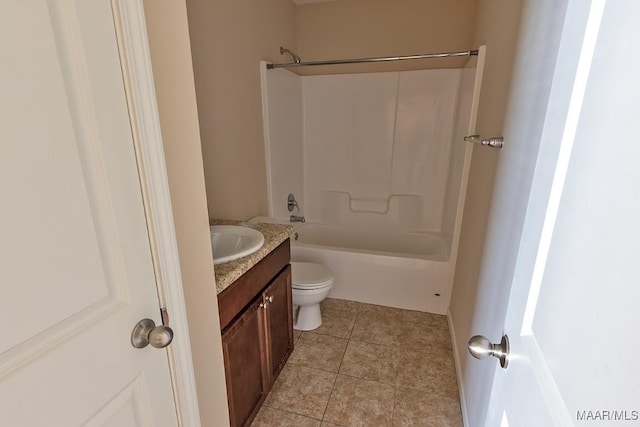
[266,295,274,303]
[259,302,267,310]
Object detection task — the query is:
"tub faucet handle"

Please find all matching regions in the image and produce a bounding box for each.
[287,193,300,212]
[464,134,504,149]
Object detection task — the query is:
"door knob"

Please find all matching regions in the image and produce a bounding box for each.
[468,334,510,369]
[131,318,174,349]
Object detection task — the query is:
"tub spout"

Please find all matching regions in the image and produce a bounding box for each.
[290,215,306,223]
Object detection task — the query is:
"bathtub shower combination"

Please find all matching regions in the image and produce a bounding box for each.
[259,48,485,314]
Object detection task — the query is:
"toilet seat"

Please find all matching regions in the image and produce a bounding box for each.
[291,262,335,290]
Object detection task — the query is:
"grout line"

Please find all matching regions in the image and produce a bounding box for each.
[332,371,396,387]
[321,317,353,424]
[320,369,340,423]
[347,311,357,341]
[281,299,462,426]
[391,381,399,426]
[263,406,324,422]
[392,313,404,426]
[336,334,351,375]
[286,359,340,375]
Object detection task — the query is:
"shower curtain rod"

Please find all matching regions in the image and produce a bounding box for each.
[266,48,478,69]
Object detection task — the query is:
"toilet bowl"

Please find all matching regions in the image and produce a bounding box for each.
[291,262,335,331]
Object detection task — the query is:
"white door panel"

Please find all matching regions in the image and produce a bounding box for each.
[83,378,156,426]
[462,0,569,423]
[480,0,640,425]
[1,1,178,425]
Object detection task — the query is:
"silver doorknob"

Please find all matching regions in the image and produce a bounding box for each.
[131,318,174,349]
[468,334,510,369]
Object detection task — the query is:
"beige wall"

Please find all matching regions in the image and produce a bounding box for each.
[295,0,477,75]
[448,0,523,411]
[143,2,230,426]
[142,0,519,423]
[186,0,296,221]
[188,0,477,221]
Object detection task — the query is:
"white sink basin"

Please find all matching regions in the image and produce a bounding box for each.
[210,225,265,265]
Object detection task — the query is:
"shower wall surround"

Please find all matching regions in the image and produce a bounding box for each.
[260,64,304,219]
[303,69,460,233]
[261,63,473,243]
[260,55,482,312]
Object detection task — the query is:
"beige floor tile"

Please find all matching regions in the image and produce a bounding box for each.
[289,332,349,372]
[351,315,402,347]
[358,303,403,321]
[311,308,357,339]
[399,320,452,355]
[339,340,398,384]
[321,298,361,313]
[323,375,395,426]
[265,364,336,419]
[252,406,321,426]
[396,349,458,399]
[402,310,448,328]
[261,299,462,427]
[393,387,463,427]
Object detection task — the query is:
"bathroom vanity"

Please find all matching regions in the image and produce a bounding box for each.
[214,221,294,427]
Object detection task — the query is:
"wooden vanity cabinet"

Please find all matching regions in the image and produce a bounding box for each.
[221,298,269,427]
[263,265,293,380]
[218,239,293,427]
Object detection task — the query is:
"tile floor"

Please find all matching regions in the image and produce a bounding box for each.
[251,298,463,426]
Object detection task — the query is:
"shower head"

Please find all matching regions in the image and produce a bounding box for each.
[279,46,301,64]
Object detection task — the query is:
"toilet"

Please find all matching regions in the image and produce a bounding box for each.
[291,262,335,331]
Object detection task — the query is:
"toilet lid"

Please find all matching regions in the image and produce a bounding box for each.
[291,262,335,289]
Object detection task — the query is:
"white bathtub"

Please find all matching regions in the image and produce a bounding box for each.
[292,223,453,314]
[251,218,454,314]
[293,223,448,260]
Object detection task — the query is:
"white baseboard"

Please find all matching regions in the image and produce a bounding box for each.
[448,309,470,427]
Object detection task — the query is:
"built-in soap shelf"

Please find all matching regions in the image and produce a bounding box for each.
[321,190,425,230]
[323,191,422,214]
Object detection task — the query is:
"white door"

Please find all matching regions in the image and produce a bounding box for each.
[472,0,640,425]
[0,1,178,425]
[461,0,571,423]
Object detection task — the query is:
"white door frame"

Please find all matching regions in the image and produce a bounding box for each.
[112,1,201,425]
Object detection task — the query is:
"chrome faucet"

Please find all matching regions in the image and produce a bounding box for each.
[290,215,306,223]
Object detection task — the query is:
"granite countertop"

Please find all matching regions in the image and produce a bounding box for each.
[211,219,294,294]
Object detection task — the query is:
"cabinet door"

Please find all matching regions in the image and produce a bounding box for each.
[264,265,294,381]
[221,298,269,427]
